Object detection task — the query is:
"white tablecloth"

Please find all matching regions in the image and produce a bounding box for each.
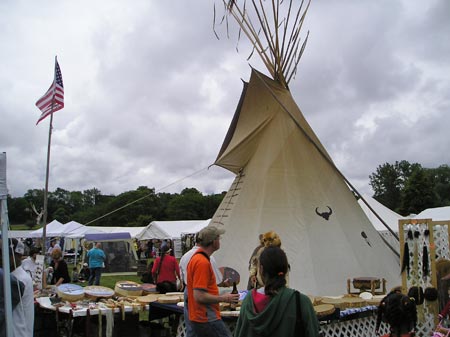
[36,297,148,317]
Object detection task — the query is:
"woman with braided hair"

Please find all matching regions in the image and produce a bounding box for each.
[235,246,319,337]
[376,292,417,337]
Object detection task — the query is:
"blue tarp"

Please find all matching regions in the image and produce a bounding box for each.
[84,232,131,242]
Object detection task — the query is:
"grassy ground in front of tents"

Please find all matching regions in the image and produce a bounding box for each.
[97,273,142,289]
[9,224,36,230]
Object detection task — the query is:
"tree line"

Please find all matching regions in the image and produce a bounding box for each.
[7,161,449,228]
[7,186,226,229]
[369,161,450,216]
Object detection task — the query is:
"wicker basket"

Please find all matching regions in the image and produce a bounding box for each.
[314,304,335,317]
[114,281,143,297]
[84,286,115,300]
[136,294,160,304]
[320,297,346,310]
[57,284,85,302]
[157,295,182,304]
[343,297,366,308]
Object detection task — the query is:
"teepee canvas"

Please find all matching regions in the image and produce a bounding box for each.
[209,0,400,295]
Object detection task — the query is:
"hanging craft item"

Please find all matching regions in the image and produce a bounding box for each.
[401,242,410,276]
[408,286,425,323]
[423,229,430,279]
[423,244,430,279]
[407,229,414,240]
[413,233,419,281]
[424,287,439,320]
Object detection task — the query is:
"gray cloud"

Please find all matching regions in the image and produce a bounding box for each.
[1,0,448,201]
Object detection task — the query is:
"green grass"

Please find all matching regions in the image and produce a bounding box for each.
[9,224,36,230]
[98,273,142,289]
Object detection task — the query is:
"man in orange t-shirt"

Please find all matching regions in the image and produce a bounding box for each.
[186,226,239,337]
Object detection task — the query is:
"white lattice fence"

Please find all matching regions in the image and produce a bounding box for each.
[321,317,389,337]
[398,219,450,336]
[174,312,436,337]
[433,223,450,260]
[175,315,237,337]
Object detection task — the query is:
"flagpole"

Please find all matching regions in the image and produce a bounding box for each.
[41,56,58,261]
[41,111,54,259]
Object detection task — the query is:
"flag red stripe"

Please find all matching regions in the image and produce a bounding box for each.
[35,59,64,125]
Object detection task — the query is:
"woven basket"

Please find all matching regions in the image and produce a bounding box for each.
[84,286,115,300]
[314,304,335,317]
[136,294,160,304]
[57,284,85,302]
[114,281,143,297]
[344,297,366,308]
[157,295,182,304]
[320,297,346,310]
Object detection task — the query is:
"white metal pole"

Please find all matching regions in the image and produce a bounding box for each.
[1,152,14,337]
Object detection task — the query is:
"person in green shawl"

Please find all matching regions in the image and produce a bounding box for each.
[235,246,319,337]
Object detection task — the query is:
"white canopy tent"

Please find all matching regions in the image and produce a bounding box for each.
[137,220,210,240]
[136,220,210,258]
[414,206,450,221]
[7,230,34,238]
[87,226,146,239]
[29,219,64,238]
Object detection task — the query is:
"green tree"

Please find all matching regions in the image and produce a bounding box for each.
[166,188,205,220]
[53,206,70,223]
[400,169,438,215]
[8,185,226,227]
[369,160,422,212]
[82,188,102,207]
[6,196,30,225]
[426,165,450,205]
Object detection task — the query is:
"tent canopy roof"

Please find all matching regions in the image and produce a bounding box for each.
[84,232,131,242]
[137,220,210,241]
[414,206,450,221]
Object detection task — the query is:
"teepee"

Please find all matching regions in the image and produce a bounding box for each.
[209,0,400,295]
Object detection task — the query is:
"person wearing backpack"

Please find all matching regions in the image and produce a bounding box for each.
[235,246,319,337]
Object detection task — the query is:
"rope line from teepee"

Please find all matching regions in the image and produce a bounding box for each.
[84,166,211,226]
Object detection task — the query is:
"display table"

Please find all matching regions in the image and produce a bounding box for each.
[63,252,80,263]
[35,297,147,337]
[149,301,183,321]
[147,302,391,337]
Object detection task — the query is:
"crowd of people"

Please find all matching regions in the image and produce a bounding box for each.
[4,227,450,337]
[177,226,320,337]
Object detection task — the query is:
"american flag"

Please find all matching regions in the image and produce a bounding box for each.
[35,58,64,125]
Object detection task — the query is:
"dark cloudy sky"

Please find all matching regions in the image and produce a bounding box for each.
[1,0,449,199]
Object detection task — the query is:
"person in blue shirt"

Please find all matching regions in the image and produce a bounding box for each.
[87,242,106,286]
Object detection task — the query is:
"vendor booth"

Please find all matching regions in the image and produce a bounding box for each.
[82,232,138,273]
[136,220,210,258]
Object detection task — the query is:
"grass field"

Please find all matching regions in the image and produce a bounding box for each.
[97,273,142,289]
